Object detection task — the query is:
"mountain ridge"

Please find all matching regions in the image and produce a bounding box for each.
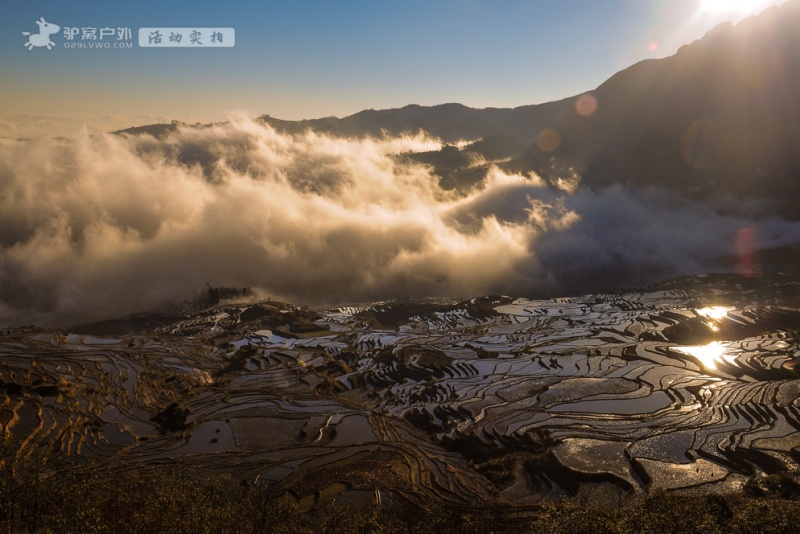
[114,1,800,215]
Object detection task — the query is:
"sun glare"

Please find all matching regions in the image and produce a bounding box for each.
[672,342,726,370]
[696,306,732,320]
[700,0,771,14]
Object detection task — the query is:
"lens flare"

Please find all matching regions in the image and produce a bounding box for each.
[536,128,561,152]
[736,227,759,277]
[681,119,724,169]
[574,93,598,117]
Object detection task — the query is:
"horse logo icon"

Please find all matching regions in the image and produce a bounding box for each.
[22,17,60,50]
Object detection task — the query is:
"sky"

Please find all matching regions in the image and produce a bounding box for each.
[2,0,799,327]
[0,0,791,136]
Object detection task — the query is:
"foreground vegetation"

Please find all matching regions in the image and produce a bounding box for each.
[3,441,800,533]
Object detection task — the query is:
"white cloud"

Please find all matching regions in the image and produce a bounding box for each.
[0,118,798,327]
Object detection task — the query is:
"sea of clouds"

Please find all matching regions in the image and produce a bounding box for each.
[1,117,799,327]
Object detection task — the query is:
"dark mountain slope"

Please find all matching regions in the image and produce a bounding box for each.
[511,1,800,202]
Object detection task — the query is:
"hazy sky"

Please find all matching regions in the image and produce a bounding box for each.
[0,0,790,135]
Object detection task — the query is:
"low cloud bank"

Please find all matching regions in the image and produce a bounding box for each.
[1,118,798,327]
[0,114,168,140]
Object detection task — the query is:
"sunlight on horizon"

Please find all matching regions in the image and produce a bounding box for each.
[700,0,773,14]
[636,0,788,69]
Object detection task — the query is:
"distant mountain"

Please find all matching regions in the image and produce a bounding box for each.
[565,1,800,199]
[260,1,800,209]
[258,102,567,142]
[112,123,178,137]
[116,1,800,214]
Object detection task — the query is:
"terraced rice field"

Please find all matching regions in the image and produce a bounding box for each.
[2,273,800,511]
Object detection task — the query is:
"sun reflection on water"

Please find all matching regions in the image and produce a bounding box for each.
[696,306,732,320]
[671,342,726,370]
[695,306,733,333]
